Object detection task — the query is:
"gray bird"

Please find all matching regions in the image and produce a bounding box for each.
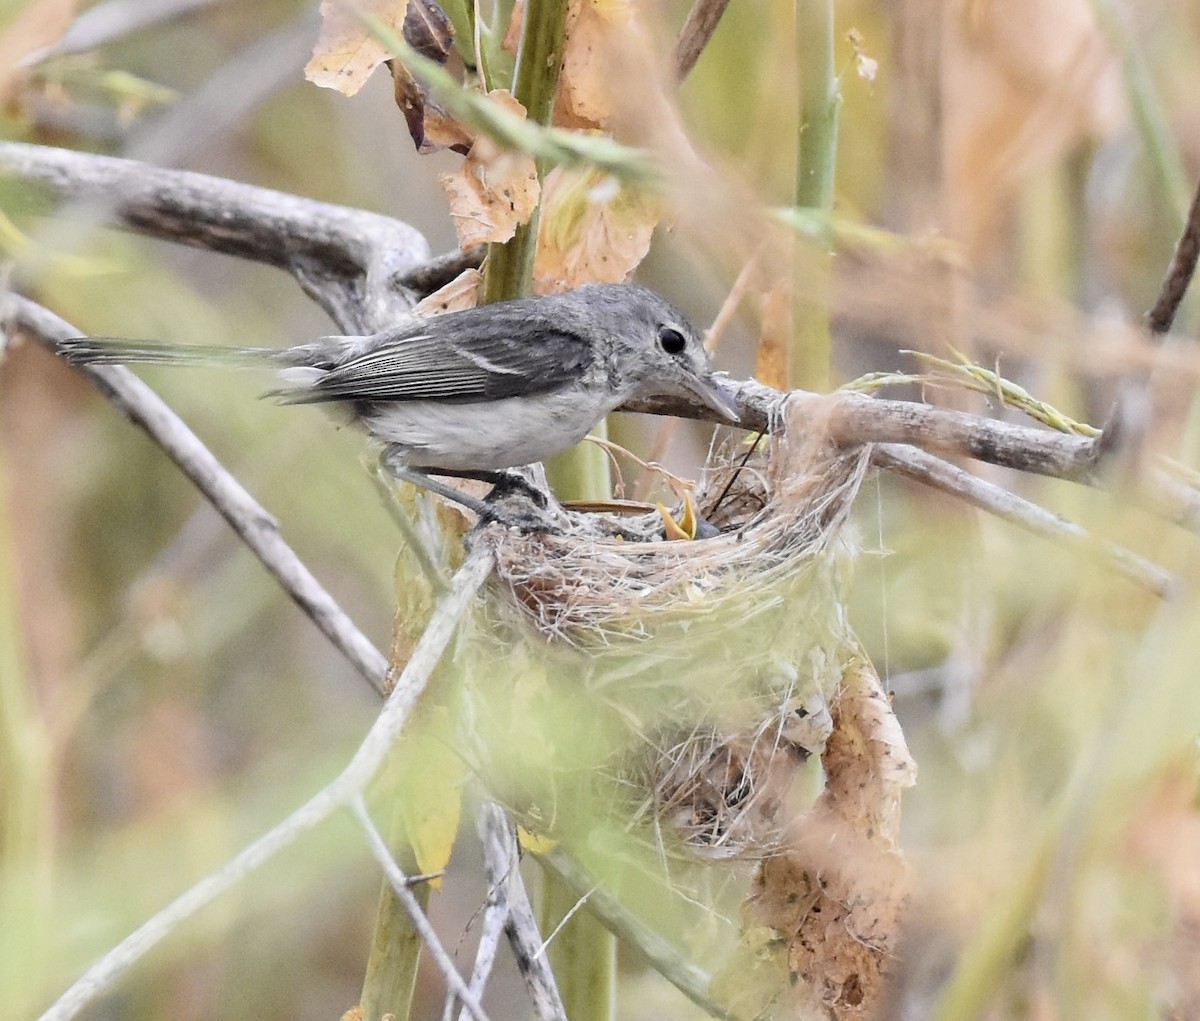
[58,283,740,517]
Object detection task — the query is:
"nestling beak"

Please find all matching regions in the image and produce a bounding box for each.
[687,373,741,423]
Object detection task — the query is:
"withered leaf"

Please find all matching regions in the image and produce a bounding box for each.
[305,0,410,97]
[404,0,454,61]
[414,268,483,316]
[388,0,471,153]
[440,91,539,249]
[534,166,657,293]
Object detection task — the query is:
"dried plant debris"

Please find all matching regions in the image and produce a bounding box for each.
[714,661,916,1020]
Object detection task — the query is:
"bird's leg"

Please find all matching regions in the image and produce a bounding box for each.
[381,450,553,532]
[424,467,550,509]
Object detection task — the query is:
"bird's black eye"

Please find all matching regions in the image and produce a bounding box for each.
[657,325,687,355]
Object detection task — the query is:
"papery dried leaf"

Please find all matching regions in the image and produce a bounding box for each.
[440,91,539,248]
[736,659,916,1019]
[404,0,454,60]
[0,0,76,101]
[502,0,524,55]
[306,0,409,97]
[414,268,483,315]
[556,0,636,130]
[534,166,657,293]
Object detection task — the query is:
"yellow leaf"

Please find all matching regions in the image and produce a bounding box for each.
[305,0,409,97]
[556,0,636,130]
[534,166,657,293]
[397,705,466,889]
[517,826,558,854]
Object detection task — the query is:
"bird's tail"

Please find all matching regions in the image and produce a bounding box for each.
[56,336,287,369]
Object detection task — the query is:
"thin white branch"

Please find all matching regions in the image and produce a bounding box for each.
[875,445,1178,599]
[36,545,494,1021]
[0,141,427,333]
[443,802,514,1021]
[5,296,391,694]
[352,798,492,1021]
[478,804,568,1021]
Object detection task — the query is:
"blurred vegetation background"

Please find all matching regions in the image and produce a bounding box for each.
[4,0,1200,1018]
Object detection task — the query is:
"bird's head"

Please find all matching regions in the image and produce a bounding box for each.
[572,283,740,423]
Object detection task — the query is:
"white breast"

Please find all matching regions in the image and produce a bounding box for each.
[360,390,622,471]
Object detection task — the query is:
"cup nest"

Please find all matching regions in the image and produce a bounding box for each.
[469,395,881,858]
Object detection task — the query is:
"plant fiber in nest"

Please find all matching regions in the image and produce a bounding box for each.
[457,396,897,859]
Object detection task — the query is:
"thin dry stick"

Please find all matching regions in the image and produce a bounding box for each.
[478,804,568,1021]
[1095,173,1200,467]
[874,445,1176,598]
[1146,174,1200,335]
[352,798,492,1021]
[673,0,733,80]
[37,546,494,1021]
[444,802,517,1021]
[6,296,390,695]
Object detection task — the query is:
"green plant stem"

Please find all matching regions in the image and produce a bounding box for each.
[791,0,838,391]
[358,812,429,1021]
[483,0,573,304]
[540,866,617,1021]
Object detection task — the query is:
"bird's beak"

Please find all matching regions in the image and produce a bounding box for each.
[687,373,741,423]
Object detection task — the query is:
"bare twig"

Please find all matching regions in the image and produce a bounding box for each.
[628,383,1101,478]
[874,445,1176,599]
[352,798,492,1021]
[37,546,494,1021]
[673,0,733,81]
[1145,174,1200,336]
[442,802,517,1021]
[5,297,390,694]
[478,804,568,1021]
[0,141,427,333]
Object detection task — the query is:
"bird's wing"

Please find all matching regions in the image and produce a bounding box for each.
[278,315,595,404]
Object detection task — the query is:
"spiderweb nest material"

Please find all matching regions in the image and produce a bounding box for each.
[461,394,915,1017]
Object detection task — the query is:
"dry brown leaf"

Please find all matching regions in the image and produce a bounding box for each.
[388,0,469,153]
[439,91,539,249]
[555,0,639,131]
[414,268,483,316]
[390,59,472,153]
[534,166,657,293]
[305,0,410,97]
[502,0,524,55]
[735,659,916,1019]
[0,0,76,102]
